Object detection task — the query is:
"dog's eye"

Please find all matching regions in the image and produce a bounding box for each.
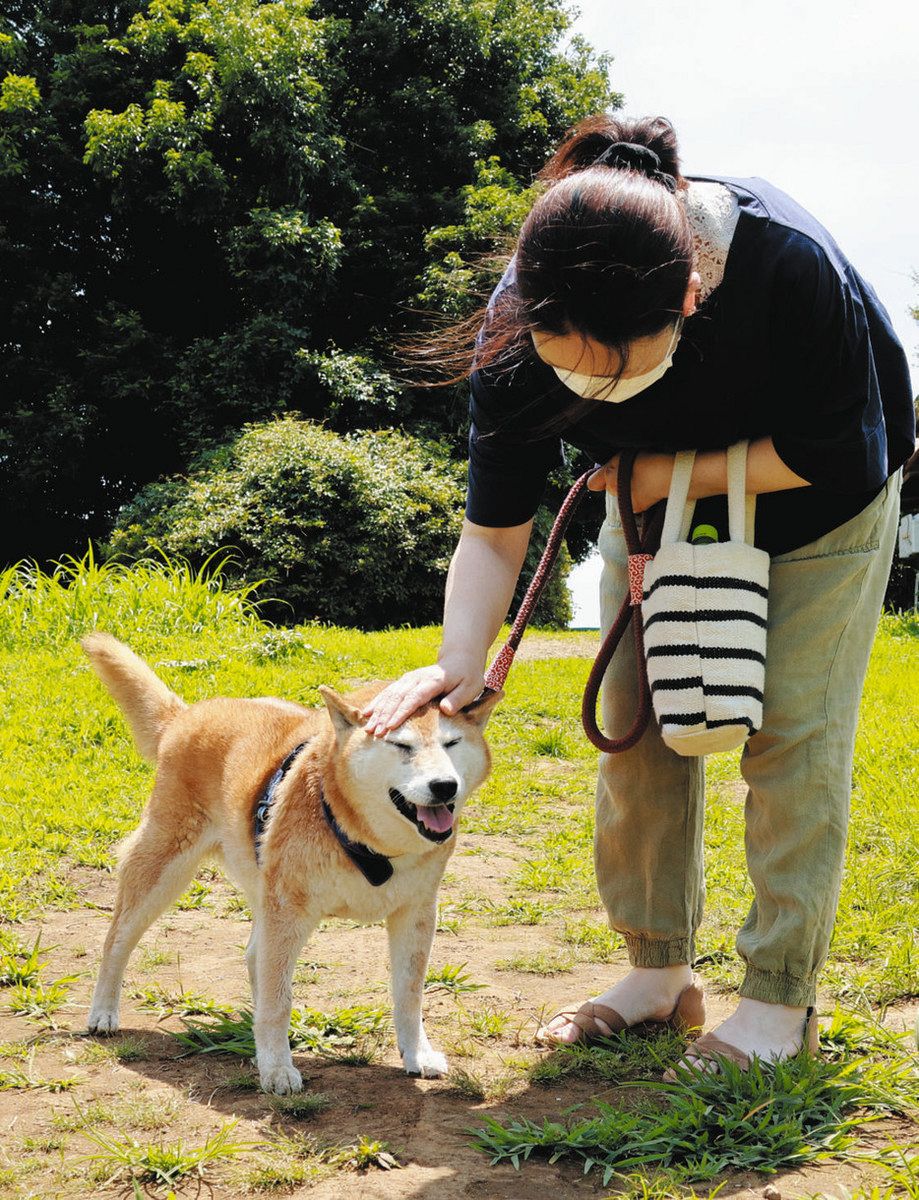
[389,741,413,753]
[443,738,461,749]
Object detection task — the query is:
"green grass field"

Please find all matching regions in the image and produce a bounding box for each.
[1,553,917,1198]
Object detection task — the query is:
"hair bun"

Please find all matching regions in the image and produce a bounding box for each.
[592,141,677,192]
[594,141,660,173]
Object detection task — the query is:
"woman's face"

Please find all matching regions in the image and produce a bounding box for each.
[530,270,702,380]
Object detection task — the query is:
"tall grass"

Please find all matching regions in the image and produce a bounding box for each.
[0,547,264,651]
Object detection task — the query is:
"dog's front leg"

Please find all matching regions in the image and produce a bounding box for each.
[253,904,314,1095]
[386,897,447,1078]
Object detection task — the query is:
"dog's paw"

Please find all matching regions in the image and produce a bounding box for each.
[259,1063,303,1095]
[87,1008,120,1035]
[403,1047,448,1079]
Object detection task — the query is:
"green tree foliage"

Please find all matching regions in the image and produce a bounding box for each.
[1,0,616,575]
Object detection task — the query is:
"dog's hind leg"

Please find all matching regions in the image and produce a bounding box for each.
[387,895,447,1078]
[88,818,210,1034]
[252,904,316,1095]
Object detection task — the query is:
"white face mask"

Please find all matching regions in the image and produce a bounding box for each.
[539,320,682,403]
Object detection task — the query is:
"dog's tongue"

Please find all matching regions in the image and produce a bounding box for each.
[416,804,455,833]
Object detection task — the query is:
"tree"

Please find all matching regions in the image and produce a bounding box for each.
[0,0,617,565]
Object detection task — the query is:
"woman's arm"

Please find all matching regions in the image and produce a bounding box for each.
[362,517,533,734]
[588,436,812,511]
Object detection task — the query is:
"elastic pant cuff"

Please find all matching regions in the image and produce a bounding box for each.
[739,965,817,1008]
[624,934,693,968]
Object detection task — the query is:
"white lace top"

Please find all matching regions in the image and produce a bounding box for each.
[684,179,740,302]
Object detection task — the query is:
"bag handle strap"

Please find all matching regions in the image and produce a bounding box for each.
[727,440,756,544]
[661,442,757,547]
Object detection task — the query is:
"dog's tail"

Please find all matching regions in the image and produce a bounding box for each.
[81,632,186,762]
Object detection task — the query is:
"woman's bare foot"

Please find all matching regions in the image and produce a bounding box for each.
[537,964,694,1045]
[673,997,810,1073]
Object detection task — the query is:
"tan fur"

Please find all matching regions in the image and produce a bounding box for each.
[82,634,501,1092]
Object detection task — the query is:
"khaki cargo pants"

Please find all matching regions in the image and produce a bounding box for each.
[594,472,901,1006]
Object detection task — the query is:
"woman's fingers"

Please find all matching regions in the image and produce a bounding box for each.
[362,670,445,735]
[438,676,485,717]
[587,457,619,493]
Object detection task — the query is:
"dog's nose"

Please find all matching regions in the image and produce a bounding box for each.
[428,778,458,803]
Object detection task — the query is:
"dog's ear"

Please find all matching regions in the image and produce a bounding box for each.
[319,686,367,737]
[459,688,503,728]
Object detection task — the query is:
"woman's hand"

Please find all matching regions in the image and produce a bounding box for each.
[361,655,486,737]
[587,451,674,513]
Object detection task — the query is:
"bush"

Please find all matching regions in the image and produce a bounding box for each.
[106,418,463,629]
[106,416,573,630]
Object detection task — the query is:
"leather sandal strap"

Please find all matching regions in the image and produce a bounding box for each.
[686,1031,751,1070]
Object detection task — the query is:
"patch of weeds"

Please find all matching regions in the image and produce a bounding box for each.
[23,1133,67,1153]
[293,959,327,985]
[475,1009,919,1183]
[80,1118,256,1188]
[238,1132,332,1191]
[496,949,575,975]
[424,963,485,995]
[175,879,211,910]
[0,1040,30,1060]
[6,976,77,1023]
[436,902,464,935]
[174,1004,389,1060]
[73,1036,149,1065]
[462,1005,510,1040]
[0,932,47,986]
[563,917,621,961]
[0,1057,80,1091]
[222,893,252,919]
[52,1101,114,1132]
[222,1069,260,1091]
[131,982,234,1019]
[528,1028,680,1087]
[530,726,571,757]
[486,898,551,927]
[136,944,172,970]
[448,1066,487,1101]
[325,1136,400,1171]
[269,1091,331,1120]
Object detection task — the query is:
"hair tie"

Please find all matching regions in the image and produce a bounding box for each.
[591,141,677,193]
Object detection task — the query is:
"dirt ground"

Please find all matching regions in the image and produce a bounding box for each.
[0,837,915,1200]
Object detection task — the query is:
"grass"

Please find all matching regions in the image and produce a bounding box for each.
[80,1118,255,1187]
[2,555,917,1195]
[424,962,486,994]
[475,1009,919,1184]
[131,982,235,1019]
[173,1004,389,1060]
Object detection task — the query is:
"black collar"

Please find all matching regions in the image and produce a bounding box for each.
[321,793,394,887]
[254,740,310,863]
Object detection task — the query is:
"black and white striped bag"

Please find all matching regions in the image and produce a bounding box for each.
[641,441,770,756]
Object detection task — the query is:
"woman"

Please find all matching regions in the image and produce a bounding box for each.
[362,115,915,1073]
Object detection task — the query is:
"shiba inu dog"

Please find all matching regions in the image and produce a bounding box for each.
[81,633,500,1094]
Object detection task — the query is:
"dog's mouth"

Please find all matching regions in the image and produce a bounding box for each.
[388,788,455,842]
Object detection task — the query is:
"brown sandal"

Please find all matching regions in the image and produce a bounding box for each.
[661,1005,820,1081]
[536,974,706,1048]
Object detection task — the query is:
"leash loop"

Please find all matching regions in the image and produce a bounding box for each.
[483,451,664,754]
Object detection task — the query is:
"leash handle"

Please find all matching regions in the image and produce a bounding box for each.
[580,451,664,753]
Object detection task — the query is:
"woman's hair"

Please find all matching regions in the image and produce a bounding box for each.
[394,114,693,391]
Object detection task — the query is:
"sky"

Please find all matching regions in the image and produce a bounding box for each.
[564,0,919,626]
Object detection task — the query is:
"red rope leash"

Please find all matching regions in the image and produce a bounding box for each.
[482,451,663,754]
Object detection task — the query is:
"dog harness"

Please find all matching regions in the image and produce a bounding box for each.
[253,740,394,886]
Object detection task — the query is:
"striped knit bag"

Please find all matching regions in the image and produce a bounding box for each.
[641,441,770,756]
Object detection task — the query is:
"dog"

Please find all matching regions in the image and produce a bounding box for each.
[81,633,500,1093]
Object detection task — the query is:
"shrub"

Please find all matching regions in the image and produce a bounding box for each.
[106,417,465,629]
[106,416,573,630]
